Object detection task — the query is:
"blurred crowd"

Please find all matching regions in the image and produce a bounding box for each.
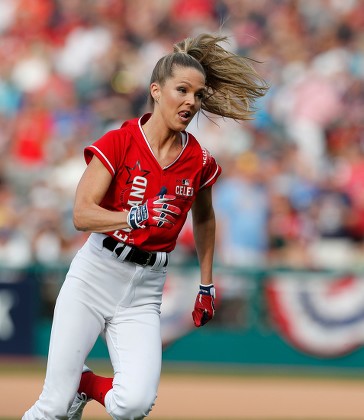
[1,0,364,271]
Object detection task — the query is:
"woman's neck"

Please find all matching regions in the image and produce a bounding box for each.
[142,116,182,167]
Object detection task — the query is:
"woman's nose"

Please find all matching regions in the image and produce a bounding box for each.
[185,93,195,106]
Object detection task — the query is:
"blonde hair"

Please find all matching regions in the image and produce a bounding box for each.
[150,33,268,121]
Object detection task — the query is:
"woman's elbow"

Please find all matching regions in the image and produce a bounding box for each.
[73,208,88,231]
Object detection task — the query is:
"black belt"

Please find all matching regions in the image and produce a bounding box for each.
[102,236,168,267]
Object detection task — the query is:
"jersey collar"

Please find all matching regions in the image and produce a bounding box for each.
[138,114,189,170]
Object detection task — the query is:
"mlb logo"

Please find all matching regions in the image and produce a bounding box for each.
[182,179,190,186]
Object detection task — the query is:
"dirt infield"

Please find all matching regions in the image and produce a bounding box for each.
[1,362,364,419]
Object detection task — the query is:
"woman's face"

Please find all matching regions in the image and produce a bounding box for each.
[152,65,206,131]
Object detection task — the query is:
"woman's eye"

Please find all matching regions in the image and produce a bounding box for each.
[178,87,186,93]
[196,92,204,99]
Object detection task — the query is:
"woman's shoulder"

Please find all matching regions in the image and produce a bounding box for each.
[185,130,201,149]
[119,116,140,130]
[102,117,141,142]
[185,130,216,159]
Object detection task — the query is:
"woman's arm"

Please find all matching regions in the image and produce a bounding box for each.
[191,186,216,285]
[73,155,130,232]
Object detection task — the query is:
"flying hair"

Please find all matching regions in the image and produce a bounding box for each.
[150,33,268,121]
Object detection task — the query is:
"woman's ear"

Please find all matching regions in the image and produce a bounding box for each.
[150,82,160,103]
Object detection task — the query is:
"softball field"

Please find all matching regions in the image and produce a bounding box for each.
[1,359,364,419]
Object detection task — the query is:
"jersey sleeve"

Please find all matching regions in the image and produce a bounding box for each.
[199,147,222,190]
[84,130,124,176]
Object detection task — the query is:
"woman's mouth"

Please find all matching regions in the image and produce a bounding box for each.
[178,111,191,122]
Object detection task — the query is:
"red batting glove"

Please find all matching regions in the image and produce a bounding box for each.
[127,194,181,229]
[192,284,216,327]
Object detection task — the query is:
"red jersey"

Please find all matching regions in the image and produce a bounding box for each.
[84,114,221,252]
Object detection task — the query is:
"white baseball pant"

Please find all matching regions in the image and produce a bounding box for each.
[22,233,168,420]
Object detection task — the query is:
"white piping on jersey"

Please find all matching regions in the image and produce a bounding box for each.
[89,145,115,175]
[138,117,189,170]
[200,164,219,189]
